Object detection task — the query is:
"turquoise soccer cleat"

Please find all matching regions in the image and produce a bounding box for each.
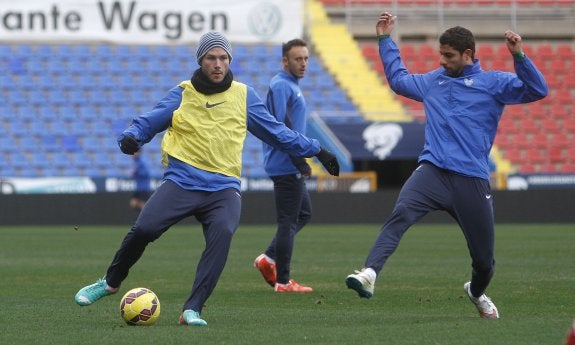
[75,278,115,306]
[179,309,208,326]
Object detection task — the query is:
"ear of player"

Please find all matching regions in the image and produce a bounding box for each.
[316,147,340,176]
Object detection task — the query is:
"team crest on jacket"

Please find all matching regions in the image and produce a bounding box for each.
[464,78,474,87]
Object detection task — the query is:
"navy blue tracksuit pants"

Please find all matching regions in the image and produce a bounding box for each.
[105,179,241,313]
[265,174,312,284]
[365,162,495,297]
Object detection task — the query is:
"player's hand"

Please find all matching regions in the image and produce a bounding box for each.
[315,147,340,176]
[504,30,523,55]
[290,157,312,179]
[119,135,140,155]
[376,12,396,36]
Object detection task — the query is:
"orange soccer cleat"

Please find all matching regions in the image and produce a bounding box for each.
[254,254,277,287]
[274,279,313,293]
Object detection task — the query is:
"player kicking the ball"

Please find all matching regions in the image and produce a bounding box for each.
[345,12,547,319]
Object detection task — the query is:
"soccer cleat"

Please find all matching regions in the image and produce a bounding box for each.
[345,268,375,299]
[179,309,208,326]
[274,279,313,293]
[75,278,116,306]
[253,254,277,287]
[464,281,499,319]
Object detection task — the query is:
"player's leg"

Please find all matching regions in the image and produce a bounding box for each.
[346,163,448,298]
[451,176,498,318]
[106,180,193,287]
[365,163,447,272]
[270,175,309,287]
[295,184,312,232]
[254,174,306,288]
[75,180,192,306]
[181,188,241,323]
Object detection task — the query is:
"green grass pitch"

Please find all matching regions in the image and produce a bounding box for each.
[0,224,573,344]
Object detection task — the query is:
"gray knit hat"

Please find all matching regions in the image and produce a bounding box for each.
[196,32,233,65]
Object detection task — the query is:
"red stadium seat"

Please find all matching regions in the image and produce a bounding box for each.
[518,118,539,133]
[418,44,436,59]
[519,163,536,173]
[401,43,417,59]
[555,89,574,105]
[541,118,561,133]
[536,44,554,59]
[513,133,532,149]
[531,133,549,149]
[526,102,548,119]
[477,45,495,60]
[361,44,378,60]
[548,147,565,163]
[504,104,526,119]
[525,148,547,164]
[504,147,523,162]
[560,162,575,173]
[556,44,574,58]
[563,118,575,132]
[498,117,517,133]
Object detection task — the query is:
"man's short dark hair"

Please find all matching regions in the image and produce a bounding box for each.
[439,26,476,58]
[282,38,307,57]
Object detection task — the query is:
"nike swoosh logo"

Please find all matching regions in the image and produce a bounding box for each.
[205,101,226,108]
[439,80,446,85]
[485,195,492,199]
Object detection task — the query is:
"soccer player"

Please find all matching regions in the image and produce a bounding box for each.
[254,39,314,293]
[74,32,340,327]
[345,12,547,319]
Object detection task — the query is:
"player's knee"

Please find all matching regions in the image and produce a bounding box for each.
[393,202,418,224]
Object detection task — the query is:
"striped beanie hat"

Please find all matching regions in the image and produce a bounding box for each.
[196,32,233,65]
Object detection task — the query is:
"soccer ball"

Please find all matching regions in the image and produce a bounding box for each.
[119,287,161,326]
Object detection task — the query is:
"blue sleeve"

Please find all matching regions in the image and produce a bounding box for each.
[379,37,430,102]
[246,87,320,157]
[118,85,183,145]
[266,81,290,123]
[492,56,548,104]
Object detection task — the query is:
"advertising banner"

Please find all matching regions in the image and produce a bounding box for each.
[0,0,302,44]
[327,121,426,160]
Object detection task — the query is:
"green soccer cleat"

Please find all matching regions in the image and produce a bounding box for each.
[75,278,116,306]
[179,310,208,326]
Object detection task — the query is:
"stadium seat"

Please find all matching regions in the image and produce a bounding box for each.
[554,89,574,105]
[518,118,539,133]
[525,148,547,164]
[556,44,574,58]
[536,43,554,60]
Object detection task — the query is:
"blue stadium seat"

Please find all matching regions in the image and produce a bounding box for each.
[0,45,13,59]
[47,90,67,106]
[39,135,60,152]
[95,45,114,60]
[46,59,67,75]
[7,90,27,106]
[0,74,15,90]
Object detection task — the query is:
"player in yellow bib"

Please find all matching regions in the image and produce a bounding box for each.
[75,32,340,327]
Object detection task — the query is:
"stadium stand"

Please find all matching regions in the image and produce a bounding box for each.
[1,0,574,180]
[0,41,358,178]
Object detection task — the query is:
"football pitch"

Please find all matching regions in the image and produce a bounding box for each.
[1,223,573,345]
